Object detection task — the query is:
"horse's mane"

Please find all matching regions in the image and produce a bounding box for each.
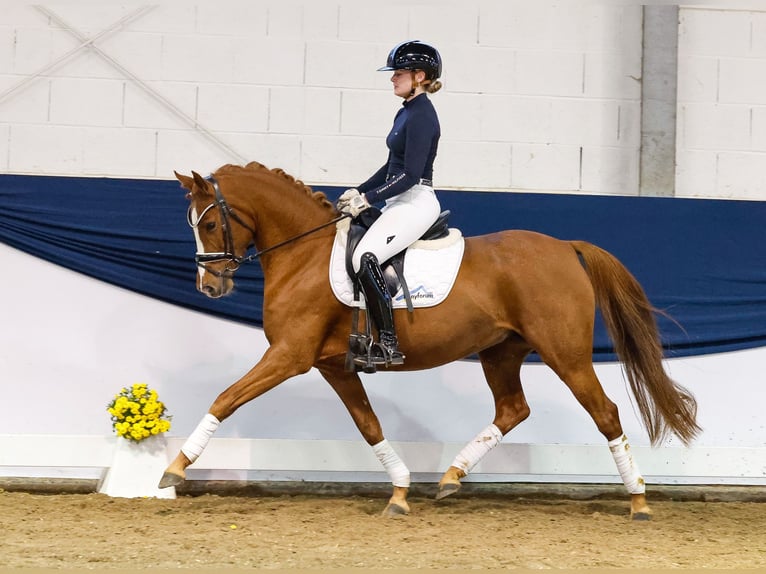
[214,162,335,210]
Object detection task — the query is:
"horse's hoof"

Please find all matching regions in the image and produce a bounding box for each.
[435,482,461,500]
[631,511,652,521]
[158,471,184,488]
[382,502,409,517]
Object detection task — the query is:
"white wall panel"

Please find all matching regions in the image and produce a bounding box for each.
[268,87,341,135]
[266,4,307,39]
[160,34,236,83]
[197,84,270,133]
[8,124,84,173]
[717,152,766,199]
[718,58,766,104]
[676,6,766,199]
[551,100,620,147]
[301,135,381,185]
[337,4,408,43]
[156,129,237,178]
[233,133,303,175]
[750,107,766,149]
[158,131,302,180]
[49,77,124,126]
[122,82,196,130]
[581,146,639,196]
[480,95,552,144]
[232,37,305,86]
[679,9,752,57]
[436,93,482,142]
[82,127,157,177]
[98,33,164,81]
[339,90,392,137]
[302,3,340,40]
[407,5,479,46]
[680,103,752,151]
[583,51,642,99]
[0,76,49,123]
[675,149,718,197]
[436,140,511,190]
[305,40,379,89]
[675,56,718,103]
[0,124,8,170]
[11,27,59,74]
[195,3,269,37]
[129,5,198,35]
[752,12,766,56]
[0,26,15,72]
[511,143,580,191]
[443,45,515,94]
[515,51,584,97]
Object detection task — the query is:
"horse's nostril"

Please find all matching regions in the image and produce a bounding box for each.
[201,284,219,297]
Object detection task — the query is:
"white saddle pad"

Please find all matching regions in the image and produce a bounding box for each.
[329,219,465,309]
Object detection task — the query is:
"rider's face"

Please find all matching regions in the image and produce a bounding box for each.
[391,69,420,98]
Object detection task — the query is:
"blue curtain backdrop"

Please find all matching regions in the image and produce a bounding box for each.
[1,173,764,361]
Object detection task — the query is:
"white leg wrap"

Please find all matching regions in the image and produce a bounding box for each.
[451,423,503,475]
[181,413,220,463]
[372,439,411,488]
[608,434,645,494]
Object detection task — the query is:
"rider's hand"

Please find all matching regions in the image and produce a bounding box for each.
[336,188,370,217]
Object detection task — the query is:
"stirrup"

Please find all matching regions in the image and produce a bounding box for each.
[379,331,405,366]
[352,340,405,368]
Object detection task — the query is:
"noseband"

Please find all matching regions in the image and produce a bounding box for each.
[187,175,347,277]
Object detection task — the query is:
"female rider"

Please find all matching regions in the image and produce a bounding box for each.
[336,40,443,367]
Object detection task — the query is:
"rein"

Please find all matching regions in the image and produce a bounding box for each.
[189,175,347,274]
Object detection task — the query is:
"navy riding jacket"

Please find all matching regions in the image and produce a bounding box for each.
[357,93,440,204]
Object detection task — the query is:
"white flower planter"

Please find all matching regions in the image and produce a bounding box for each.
[98,434,176,499]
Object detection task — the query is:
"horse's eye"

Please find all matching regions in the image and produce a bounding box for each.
[205,221,217,232]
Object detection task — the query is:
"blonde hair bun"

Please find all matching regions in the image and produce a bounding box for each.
[427,80,443,94]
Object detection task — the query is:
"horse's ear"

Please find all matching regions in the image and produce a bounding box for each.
[175,170,194,193]
[191,171,210,195]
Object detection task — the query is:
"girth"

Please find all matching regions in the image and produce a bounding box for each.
[345,207,451,311]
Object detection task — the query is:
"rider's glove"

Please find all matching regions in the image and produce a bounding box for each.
[336,188,370,218]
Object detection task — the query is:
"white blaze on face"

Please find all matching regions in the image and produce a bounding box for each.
[190,205,207,280]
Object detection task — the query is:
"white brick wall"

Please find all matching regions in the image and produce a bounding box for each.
[676,6,766,199]
[0,2,764,199]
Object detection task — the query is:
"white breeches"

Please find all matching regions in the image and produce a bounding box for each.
[351,184,441,273]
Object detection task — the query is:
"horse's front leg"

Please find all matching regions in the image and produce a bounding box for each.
[318,366,410,516]
[159,345,312,488]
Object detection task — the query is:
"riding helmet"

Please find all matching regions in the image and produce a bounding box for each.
[378,40,442,82]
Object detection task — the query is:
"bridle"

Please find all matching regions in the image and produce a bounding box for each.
[187,175,347,277]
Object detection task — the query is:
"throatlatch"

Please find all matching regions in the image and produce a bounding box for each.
[347,252,405,373]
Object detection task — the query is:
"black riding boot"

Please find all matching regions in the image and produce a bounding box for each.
[355,252,405,366]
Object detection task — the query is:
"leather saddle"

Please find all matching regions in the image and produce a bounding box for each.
[344,207,451,312]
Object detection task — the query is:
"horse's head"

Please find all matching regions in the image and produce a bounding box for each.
[175,170,256,298]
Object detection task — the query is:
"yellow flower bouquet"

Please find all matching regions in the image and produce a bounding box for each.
[107,383,171,442]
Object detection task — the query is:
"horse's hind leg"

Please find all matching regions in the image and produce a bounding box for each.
[544,355,651,520]
[437,340,531,500]
[318,366,411,517]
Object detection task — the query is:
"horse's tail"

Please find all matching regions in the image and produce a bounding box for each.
[570,240,701,447]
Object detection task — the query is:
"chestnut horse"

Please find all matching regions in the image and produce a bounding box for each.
[160,162,700,519]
